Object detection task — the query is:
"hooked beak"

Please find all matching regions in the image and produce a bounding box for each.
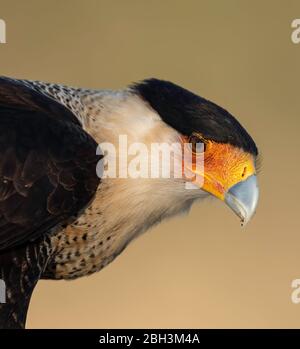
[225,175,259,226]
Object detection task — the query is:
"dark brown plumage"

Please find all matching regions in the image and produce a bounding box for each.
[0,78,101,328]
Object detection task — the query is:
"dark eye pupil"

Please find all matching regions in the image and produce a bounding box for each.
[189,135,206,153]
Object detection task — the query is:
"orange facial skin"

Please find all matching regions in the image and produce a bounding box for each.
[182,137,256,200]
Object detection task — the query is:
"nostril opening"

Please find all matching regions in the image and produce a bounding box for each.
[242,167,247,178]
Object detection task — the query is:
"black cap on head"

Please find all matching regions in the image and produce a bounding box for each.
[132,79,258,156]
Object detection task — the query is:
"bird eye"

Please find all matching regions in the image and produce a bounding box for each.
[188,135,206,154]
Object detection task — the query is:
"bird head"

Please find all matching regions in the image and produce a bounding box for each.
[131,79,259,225]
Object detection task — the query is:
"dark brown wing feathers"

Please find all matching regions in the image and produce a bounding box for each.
[0,77,101,251]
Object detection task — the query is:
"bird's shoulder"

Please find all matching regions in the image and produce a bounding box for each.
[0,76,102,251]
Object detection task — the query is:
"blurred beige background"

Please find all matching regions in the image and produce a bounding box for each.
[0,0,299,328]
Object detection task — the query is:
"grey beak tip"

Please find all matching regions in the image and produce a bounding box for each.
[225,175,259,226]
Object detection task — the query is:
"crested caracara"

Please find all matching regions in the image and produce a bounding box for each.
[0,77,259,328]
